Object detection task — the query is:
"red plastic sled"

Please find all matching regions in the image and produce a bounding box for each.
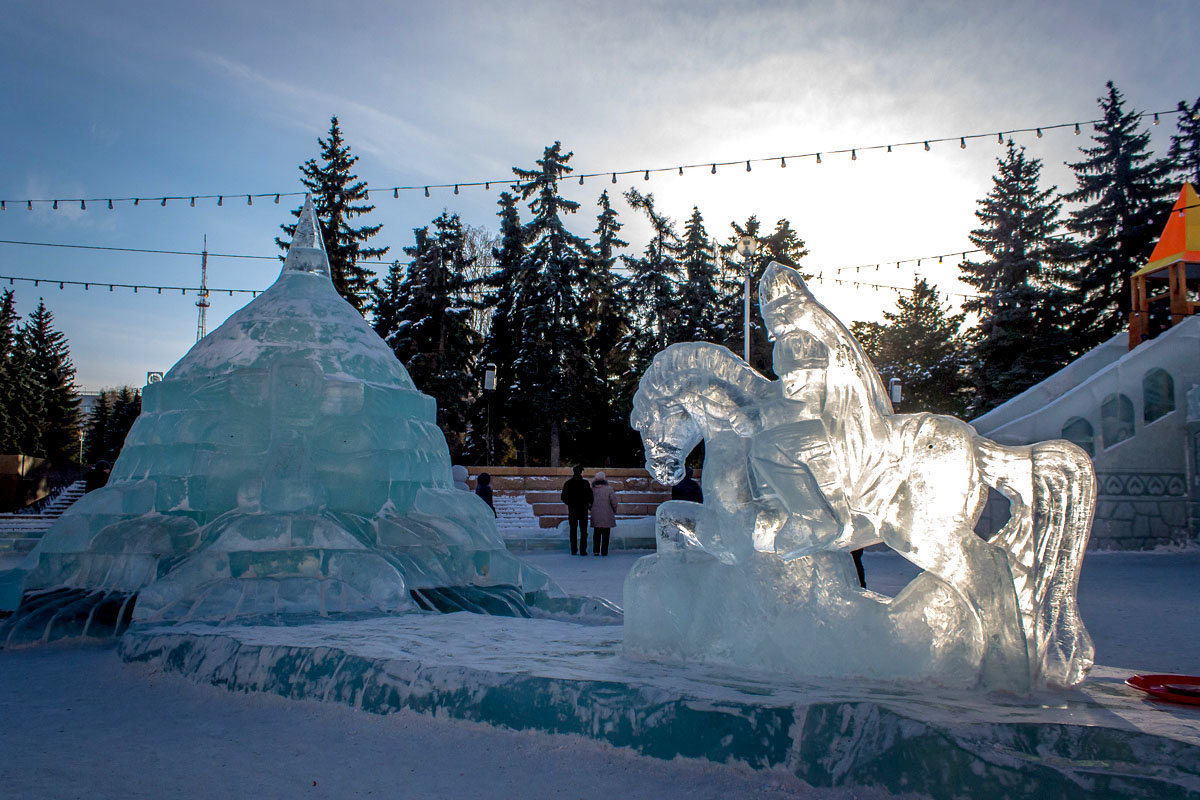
[1126,674,1200,706]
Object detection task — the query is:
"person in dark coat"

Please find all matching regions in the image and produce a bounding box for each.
[588,472,619,556]
[561,465,593,556]
[475,472,495,517]
[670,465,703,503]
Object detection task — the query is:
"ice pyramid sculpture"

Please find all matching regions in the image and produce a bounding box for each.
[1,199,562,640]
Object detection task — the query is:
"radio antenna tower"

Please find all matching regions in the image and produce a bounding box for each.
[195,234,211,341]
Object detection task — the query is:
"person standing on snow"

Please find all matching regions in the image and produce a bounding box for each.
[561,465,593,556]
[588,472,620,556]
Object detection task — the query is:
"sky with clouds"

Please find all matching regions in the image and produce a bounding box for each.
[2,0,1197,389]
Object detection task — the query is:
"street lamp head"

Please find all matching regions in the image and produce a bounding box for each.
[737,235,756,258]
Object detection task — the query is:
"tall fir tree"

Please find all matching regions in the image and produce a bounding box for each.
[369,259,407,342]
[83,386,141,464]
[387,214,484,459]
[19,300,80,462]
[0,290,26,453]
[584,190,634,465]
[678,207,725,343]
[510,142,597,465]
[850,279,971,416]
[960,143,1076,414]
[1167,97,1200,189]
[474,192,533,464]
[622,188,683,365]
[1061,82,1174,355]
[277,116,386,314]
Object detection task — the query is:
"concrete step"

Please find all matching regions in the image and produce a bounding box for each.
[524,490,670,505]
[538,514,652,529]
[531,502,662,518]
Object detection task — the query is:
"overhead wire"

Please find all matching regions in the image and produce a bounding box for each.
[0,109,1184,210]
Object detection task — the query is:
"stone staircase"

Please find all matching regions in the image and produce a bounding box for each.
[0,480,86,554]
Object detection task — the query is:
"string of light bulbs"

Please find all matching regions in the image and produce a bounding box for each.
[0,274,258,296]
[0,109,1184,211]
[1,270,980,302]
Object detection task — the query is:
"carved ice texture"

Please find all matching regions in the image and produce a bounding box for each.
[1,200,559,638]
[627,262,1096,692]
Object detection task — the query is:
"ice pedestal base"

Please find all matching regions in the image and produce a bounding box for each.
[119,616,1199,800]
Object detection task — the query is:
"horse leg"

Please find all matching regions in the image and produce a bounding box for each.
[882,456,1032,692]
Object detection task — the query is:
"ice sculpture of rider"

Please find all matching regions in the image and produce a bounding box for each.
[732,268,893,559]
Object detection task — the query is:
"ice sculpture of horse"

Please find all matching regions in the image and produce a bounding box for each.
[630,262,1096,690]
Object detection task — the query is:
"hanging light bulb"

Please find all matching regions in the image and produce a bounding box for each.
[780,157,786,168]
[247,195,253,205]
[1074,123,1081,135]
[887,144,892,153]
[53,200,58,210]
[997,132,1004,144]
[190,197,195,207]
[27,201,32,210]
[275,194,281,203]
[161,197,167,206]
[578,175,584,185]
[454,184,460,194]
[851,149,857,161]
[960,137,966,149]
[134,198,139,206]
[108,199,113,210]
[924,141,930,151]
[938,255,943,264]
[746,160,751,171]
[485,182,491,190]
[1153,112,1160,125]
[678,166,683,176]
[424,187,430,197]
[217,196,223,206]
[80,200,86,210]
[711,164,716,174]
[1,201,5,210]
[1036,128,1043,138]
[816,153,822,164]
[611,173,617,183]
[643,170,649,180]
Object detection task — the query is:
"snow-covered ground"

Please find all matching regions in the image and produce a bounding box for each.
[0,548,1196,798]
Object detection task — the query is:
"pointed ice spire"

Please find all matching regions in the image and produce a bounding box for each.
[281,197,332,278]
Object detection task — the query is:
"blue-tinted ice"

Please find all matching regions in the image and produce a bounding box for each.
[2,200,562,634]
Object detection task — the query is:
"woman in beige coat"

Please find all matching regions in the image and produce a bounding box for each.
[589,472,620,556]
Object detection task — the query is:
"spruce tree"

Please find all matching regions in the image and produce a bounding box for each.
[584,190,633,466]
[474,192,532,464]
[1167,97,1200,189]
[1061,82,1174,354]
[388,215,483,458]
[0,290,25,453]
[961,143,1076,414]
[369,260,407,342]
[678,207,725,343]
[850,279,970,416]
[622,188,683,364]
[277,116,386,314]
[509,143,597,466]
[83,386,142,464]
[19,300,80,462]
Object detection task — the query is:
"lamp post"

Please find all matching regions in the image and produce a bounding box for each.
[736,235,756,363]
[483,363,497,465]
